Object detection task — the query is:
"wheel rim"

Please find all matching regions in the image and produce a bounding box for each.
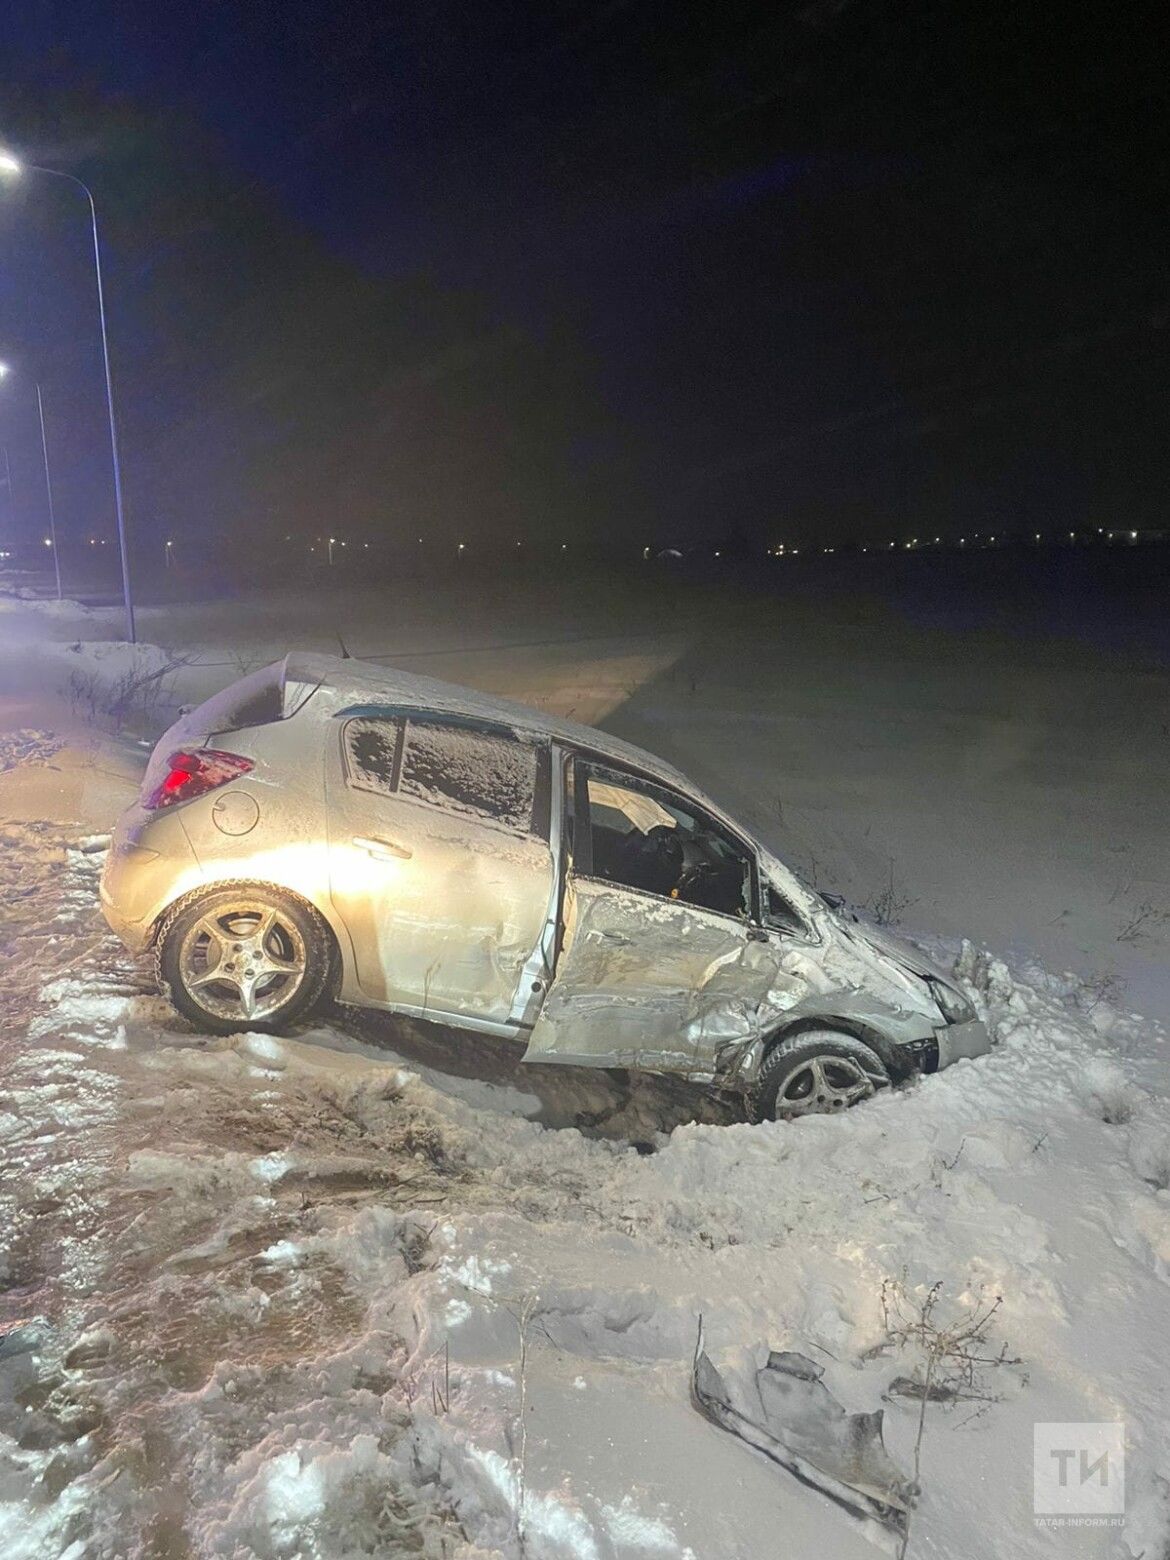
[178,900,307,1024]
[775,1054,876,1118]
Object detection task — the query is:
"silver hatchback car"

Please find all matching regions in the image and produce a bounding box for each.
[101,653,992,1121]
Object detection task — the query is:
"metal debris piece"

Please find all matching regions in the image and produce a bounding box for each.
[691,1320,915,1537]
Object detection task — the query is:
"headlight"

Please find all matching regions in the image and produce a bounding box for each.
[925,976,975,1025]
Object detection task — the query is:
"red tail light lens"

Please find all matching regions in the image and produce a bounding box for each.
[142,749,253,811]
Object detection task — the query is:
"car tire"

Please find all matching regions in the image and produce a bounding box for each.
[156,883,333,1035]
[751,1031,890,1124]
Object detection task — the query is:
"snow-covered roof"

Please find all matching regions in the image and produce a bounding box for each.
[280,652,693,792]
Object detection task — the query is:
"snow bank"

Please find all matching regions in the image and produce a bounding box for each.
[0,585,95,616]
[2,772,1169,1554]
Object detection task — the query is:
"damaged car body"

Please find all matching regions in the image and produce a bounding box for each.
[101,653,993,1121]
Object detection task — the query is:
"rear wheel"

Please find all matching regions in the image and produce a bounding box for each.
[156,884,332,1034]
[751,1032,889,1124]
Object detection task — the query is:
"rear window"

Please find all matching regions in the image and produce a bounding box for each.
[198,664,284,734]
[343,716,540,833]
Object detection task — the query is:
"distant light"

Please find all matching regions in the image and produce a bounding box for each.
[458,543,465,551]
[561,543,567,550]
[329,536,336,544]
[1131,530,1138,540]
[363,543,369,549]
[1034,533,1040,541]
[933,536,940,544]
[989,535,995,543]
[89,538,96,546]
[516,540,522,547]
[43,537,52,547]
[165,539,172,548]
[0,152,22,177]
[714,550,721,558]
[959,537,965,544]
[0,361,9,379]
[1069,531,1075,539]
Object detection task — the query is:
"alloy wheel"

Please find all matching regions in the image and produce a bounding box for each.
[178,899,307,1024]
[774,1053,876,1118]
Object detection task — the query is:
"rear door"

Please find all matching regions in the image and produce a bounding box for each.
[325,710,556,1027]
[523,761,780,1073]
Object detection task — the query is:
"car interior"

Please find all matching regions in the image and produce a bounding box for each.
[582,772,752,919]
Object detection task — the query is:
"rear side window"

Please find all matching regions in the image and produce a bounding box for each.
[344,716,541,833]
[345,718,403,795]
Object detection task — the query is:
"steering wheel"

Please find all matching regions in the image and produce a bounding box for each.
[618,824,684,893]
[644,824,684,877]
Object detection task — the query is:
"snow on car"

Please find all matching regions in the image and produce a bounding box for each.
[100,653,992,1121]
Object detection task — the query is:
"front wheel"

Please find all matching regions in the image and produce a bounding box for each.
[156,884,333,1034]
[751,1032,890,1124]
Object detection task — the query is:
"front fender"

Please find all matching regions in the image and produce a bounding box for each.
[716,992,938,1090]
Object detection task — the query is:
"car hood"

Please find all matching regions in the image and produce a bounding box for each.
[841,918,950,984]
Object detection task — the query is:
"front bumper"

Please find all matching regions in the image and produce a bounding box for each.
[935,1017,993,1068]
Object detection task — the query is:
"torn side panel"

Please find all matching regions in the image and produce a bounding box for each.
[524,876,775,1071]
[691,1326,914,1539]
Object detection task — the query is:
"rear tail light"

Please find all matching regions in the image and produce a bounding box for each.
[142,749,254,811]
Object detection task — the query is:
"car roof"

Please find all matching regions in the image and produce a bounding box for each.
[280,652,695,793]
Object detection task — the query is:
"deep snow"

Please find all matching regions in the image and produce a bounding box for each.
[1,576,1169,1558]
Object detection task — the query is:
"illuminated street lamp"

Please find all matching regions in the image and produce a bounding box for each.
[0,362,62,599]
[0,150,135,640]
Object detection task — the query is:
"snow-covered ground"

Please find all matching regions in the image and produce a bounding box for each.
[1,577,1168,1558]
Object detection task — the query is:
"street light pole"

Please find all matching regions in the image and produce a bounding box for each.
[35,383,62,599]
[0,154,135,640]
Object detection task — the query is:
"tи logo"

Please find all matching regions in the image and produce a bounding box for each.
[1034,1423,1125,1522]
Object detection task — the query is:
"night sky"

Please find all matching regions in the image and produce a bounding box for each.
[1,1,1166,556]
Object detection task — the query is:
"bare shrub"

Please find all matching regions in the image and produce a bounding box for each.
[866,860,917,927]
[874,1277,1022,1559]
[228,648,267,677]
[451,1280,543,1555]
[65,653,194,734]
[1117,901,1169,945]
[1071,967,1124,1015]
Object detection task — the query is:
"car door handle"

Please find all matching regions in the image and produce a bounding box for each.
[353,835,413,861]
